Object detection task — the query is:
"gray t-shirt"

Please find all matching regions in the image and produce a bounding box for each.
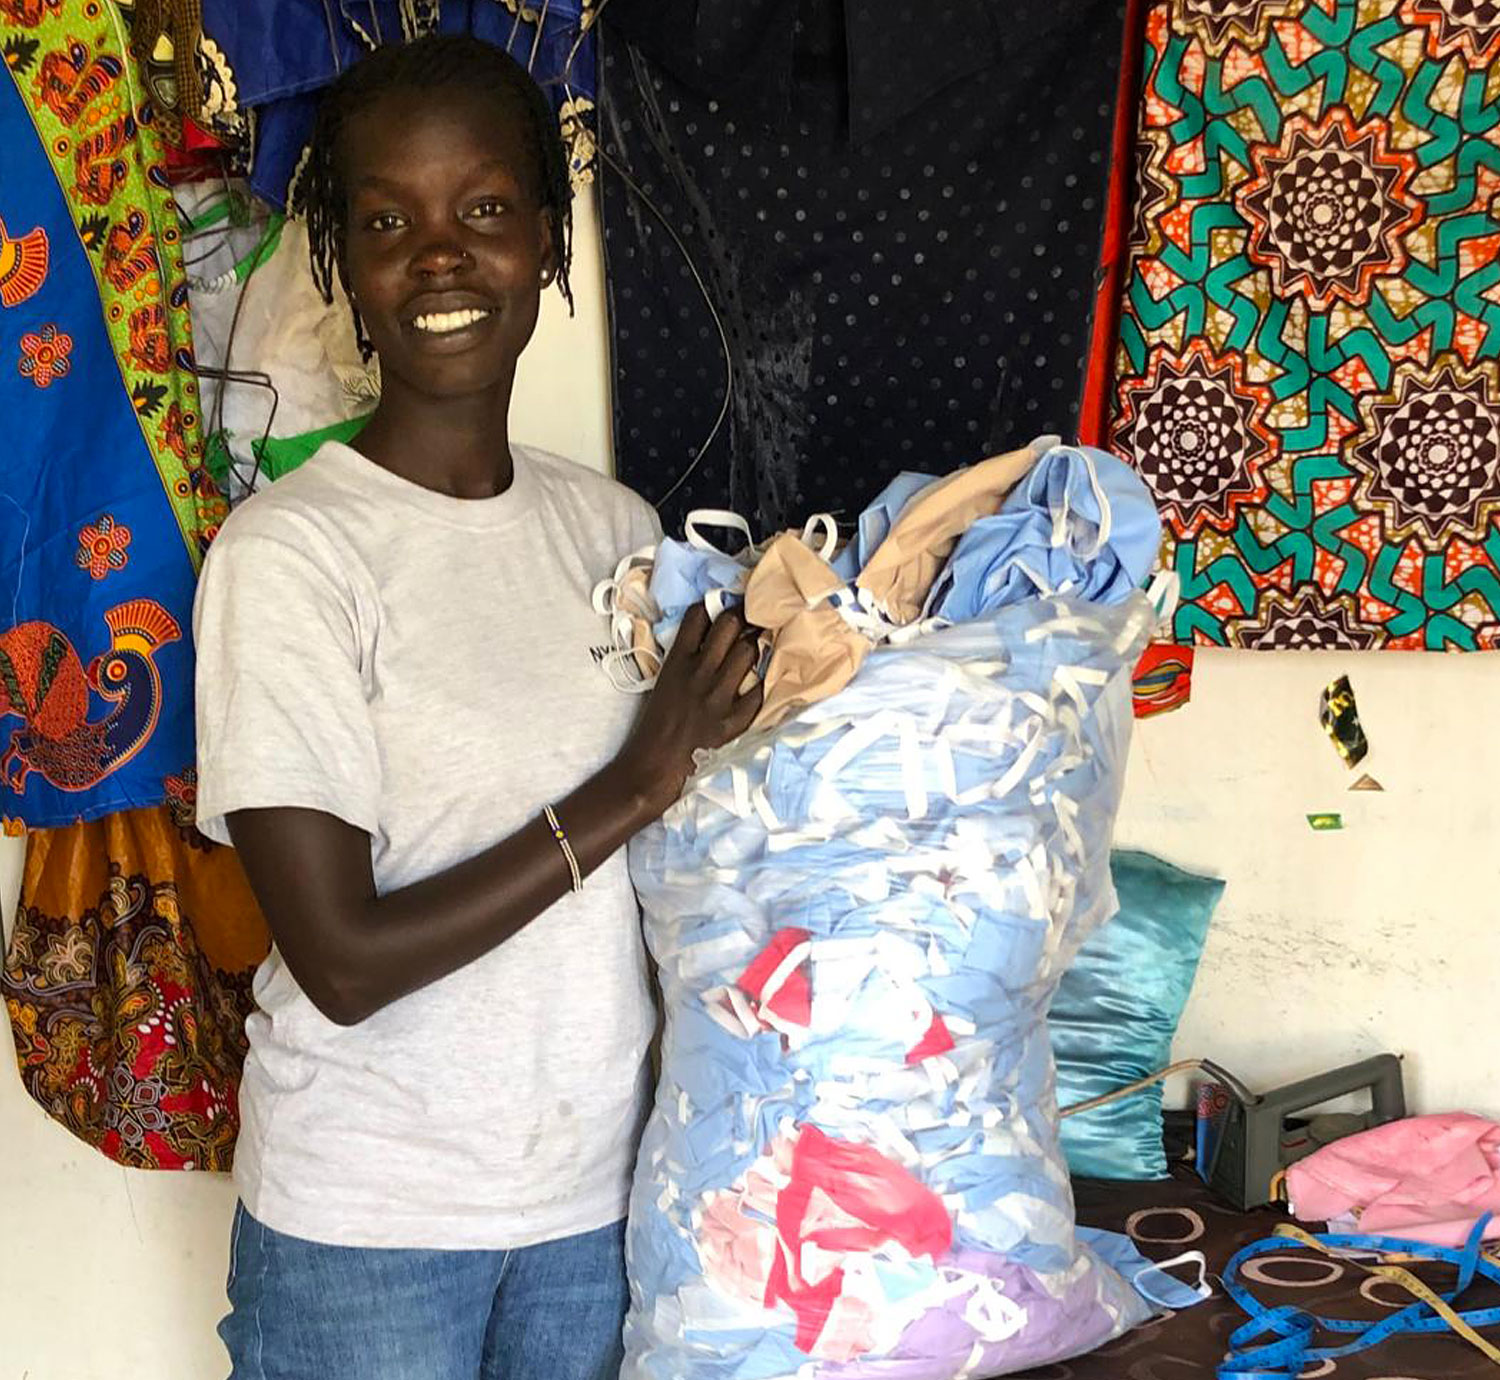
[194,441,661,1250]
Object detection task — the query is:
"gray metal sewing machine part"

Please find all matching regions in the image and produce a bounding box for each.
[1203,1053,1406,1210]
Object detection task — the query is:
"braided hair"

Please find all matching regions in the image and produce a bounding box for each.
[296,33,575,358]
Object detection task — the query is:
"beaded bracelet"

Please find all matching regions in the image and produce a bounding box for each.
[543,803,583,894]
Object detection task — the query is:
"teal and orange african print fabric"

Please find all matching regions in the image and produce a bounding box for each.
[1109,0,1500,649]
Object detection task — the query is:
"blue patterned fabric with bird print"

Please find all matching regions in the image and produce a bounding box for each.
[0,8,226,828]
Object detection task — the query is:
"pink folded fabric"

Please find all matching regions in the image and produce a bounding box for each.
[1286,1112,1500,1249]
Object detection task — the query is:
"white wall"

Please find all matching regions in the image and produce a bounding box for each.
[1119,650,1500,1121]
[4,185,1498,1378]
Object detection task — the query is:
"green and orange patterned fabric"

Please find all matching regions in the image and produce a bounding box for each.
[1107,0,1500,649]
[1,0,226,827]
[1,1,267,1173]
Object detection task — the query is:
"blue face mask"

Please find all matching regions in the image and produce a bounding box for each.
[760,723,996,829]
[1078,1225,1213,1313]
[928,445,1162,621]
[622,1193,702,1302]
[648,537,751,645]
[831,470,943,582]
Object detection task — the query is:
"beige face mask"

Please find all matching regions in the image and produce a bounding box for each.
[744,532,873,730]
[856,438,1050,626]
[618,564,661,678]
[593,440,1049,727]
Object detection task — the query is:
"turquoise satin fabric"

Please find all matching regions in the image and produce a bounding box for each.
[1050,850,1225,1179]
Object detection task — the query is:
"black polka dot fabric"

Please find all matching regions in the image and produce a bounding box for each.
[598,0,1129,534]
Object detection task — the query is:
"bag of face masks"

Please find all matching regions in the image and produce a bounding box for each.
[621,588,1157,1379]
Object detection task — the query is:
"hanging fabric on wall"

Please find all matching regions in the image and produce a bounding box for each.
[3,803,270,1171]
[1080,0,1152,451]
[1131,641,1195,716]
[596,0,1134,535]
[198,0,600,208]
[1106,0,1500,651]
[179,186,376,501]
[0,2,228,830]
[114,0,247,168]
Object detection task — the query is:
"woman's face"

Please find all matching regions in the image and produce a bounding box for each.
[338,86,556,404]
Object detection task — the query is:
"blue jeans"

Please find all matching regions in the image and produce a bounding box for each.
[220,1205,629,1380]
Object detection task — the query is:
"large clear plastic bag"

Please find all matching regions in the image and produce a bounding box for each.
[624,592,1157,1380]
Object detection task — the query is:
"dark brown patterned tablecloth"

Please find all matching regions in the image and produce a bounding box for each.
[1014,1167,1500,1380]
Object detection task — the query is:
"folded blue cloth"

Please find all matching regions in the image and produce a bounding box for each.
[929,445,1161,620]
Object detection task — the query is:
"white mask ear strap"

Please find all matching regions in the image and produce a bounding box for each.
[800,513,839,562]
[1132,1250,1212,1310]
[591,545,658,616]
[591,577,618,617]
[1042,445,1111,558]
[705,587,740,621]
[684,509,754,555]
[1078,445,1112,555]
[599,647,660,694]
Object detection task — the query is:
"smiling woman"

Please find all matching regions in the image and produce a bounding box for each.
[188,33,762,1380]
[296,39,572,476]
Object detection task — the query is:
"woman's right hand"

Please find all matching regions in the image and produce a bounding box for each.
[614,602,764,817]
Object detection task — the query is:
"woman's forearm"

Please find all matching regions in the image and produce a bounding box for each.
[228,605,760,1027]
[228,754,663,1026]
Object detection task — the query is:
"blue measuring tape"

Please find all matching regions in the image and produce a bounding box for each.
[1218,1214,1500,1378]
